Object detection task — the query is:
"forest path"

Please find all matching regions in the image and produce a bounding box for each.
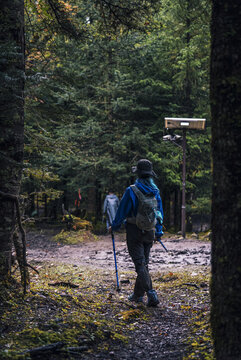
[25,229,211,359]
[26,230,211,274]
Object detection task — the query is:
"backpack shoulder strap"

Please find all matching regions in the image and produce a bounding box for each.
[130,185,146,201]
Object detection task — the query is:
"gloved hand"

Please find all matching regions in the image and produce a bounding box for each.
[155,230,164,238]
[155,236,168,252]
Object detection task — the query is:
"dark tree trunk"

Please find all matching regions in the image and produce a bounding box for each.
[0,1,25,279]
[13,231,30,286]
[162,191,170,229]
[174,189,181,232]
[210,1,241,358]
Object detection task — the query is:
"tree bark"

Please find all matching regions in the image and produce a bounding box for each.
[0,1,25,279]
[13,231,29,286]
[210,1,241,358]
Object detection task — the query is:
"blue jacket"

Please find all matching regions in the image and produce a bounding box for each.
[111,178,164,238]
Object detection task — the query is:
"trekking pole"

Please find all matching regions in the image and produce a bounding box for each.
[157,238,168,252]
[111,231,120,291]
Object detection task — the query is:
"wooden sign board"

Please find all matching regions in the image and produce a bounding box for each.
[164,118,206,130]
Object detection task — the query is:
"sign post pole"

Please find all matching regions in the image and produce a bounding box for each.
[181,129,187,238]
[163,118,206,239]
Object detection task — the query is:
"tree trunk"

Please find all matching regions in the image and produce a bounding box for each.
[13,231,30,286]
[210,1,241,358]
[0,1,25,280]
[174,189,181,232]
[162,191,170,229]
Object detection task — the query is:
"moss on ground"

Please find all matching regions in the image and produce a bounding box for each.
[0,263,145,359]
[52,229,98,244]
[0,262,214,359]
[154,270,214,359]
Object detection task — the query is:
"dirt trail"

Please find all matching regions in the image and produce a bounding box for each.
[26,231,211,274]
[25,230,211,359]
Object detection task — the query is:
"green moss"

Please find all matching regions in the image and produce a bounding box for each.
[198,231,212,241]
[111,332,128,343]
[15,328,61,348]
[0,264,135,358]
[183,313,214,360]
[52,229,98,244]
[0,261,213,359]
[154,270,214,360]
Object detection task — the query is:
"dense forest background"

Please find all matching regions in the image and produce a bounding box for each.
[23,0,211,232]
[1,1,241,358]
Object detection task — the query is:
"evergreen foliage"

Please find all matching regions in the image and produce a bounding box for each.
[23,0,212,226]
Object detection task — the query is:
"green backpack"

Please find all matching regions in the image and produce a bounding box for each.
[130,185,158,231]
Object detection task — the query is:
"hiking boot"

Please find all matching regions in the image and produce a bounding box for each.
[147,290,159,307]
[128,293,144,303]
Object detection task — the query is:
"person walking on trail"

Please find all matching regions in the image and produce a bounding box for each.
[110,159,164,307]
[103,191,120,232]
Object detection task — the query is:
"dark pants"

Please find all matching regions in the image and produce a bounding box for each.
[126,223,154,297]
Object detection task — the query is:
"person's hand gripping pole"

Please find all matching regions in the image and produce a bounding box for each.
[156,214,168,252]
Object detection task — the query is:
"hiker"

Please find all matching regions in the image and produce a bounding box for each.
[103,191,120,231]
[110,159,164,307]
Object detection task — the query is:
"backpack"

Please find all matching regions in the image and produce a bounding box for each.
[106,195,119,223]
[130,185,158,231]
[107,196,118,209]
